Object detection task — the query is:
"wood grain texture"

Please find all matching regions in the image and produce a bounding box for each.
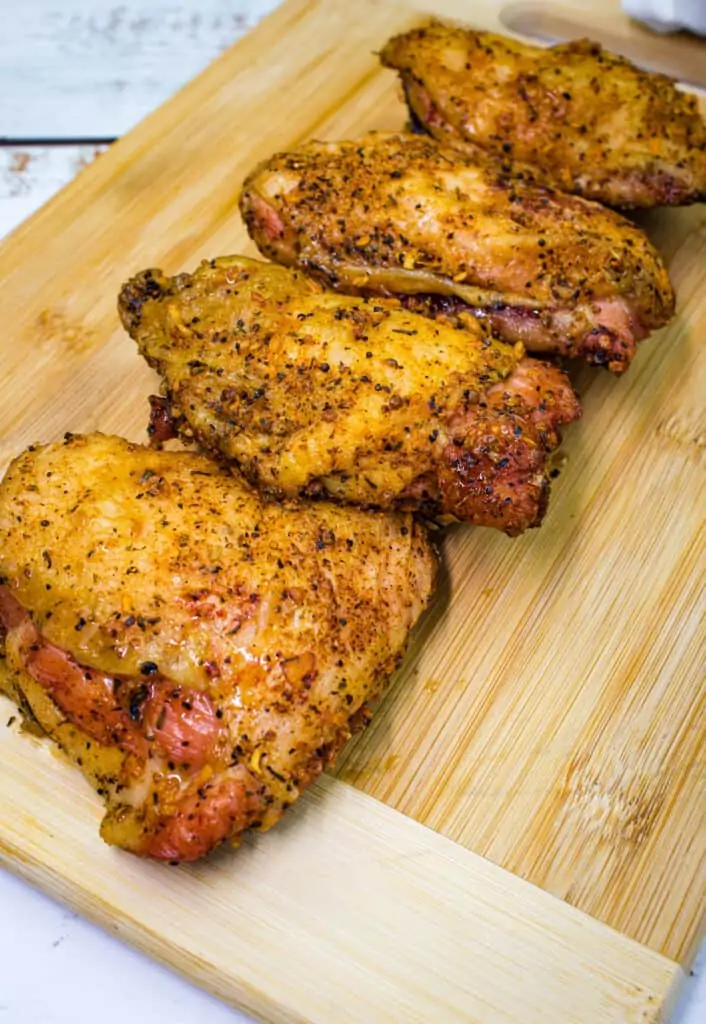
[0,705,685,1024]
[333,205,706,964]
[0,0,704,1018]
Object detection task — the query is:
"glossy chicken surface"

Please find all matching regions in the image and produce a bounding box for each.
[0,433,435,861]
[380,22,706,208]
[241,133,674,374]
[119,256,580,535]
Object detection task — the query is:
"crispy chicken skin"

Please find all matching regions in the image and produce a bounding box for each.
[380,22,706,208]
[119,256,580,535]
[0,433,435,861]
[240,133,674,374]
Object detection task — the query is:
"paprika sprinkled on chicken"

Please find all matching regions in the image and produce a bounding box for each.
[380,21,706,208]
[0,433,435,861]
[240,133,674,373]
[119,256,580,536]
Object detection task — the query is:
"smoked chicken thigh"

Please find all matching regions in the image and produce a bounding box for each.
[380,22,706,208]
[240,132,674,374]
[0,433,435,861]
[119,256,580,536]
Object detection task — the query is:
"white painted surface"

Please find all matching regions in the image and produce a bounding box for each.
[1,0,280,138]
[0,145,109,238]
[0,2,704,1022]
[0,869,251,1024]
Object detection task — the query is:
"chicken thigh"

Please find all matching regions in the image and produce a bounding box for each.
[241,133,674,373]
[380,22,706,208]
[0,433,435,861]
[119,256,580,536]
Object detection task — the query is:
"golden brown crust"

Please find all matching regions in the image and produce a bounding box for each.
[433,358,579,533]
[380,22,706,208]
[119,256,579,532]
[240,132,674,371]
[0,433,435,859]
[120,255,518,509]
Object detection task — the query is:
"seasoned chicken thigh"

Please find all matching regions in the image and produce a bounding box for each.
[380,22,706,208]
[241,133,674,373]
[119,256,580,536]
[0,434,435,861]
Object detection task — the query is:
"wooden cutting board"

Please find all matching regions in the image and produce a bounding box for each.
[0,1,704,1021]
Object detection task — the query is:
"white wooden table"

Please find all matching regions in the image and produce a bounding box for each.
[1,3,704,1022]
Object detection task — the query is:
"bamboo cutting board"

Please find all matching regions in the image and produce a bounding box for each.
[0,1,704,1021]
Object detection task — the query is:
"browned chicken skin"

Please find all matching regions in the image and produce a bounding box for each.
[240,132,674,373]
[119,256,580,536]
[0,434,435,861]
[380,22,706,208]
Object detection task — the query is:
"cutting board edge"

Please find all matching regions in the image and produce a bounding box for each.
[0,0,700,1007]
[0,728,687,1024]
